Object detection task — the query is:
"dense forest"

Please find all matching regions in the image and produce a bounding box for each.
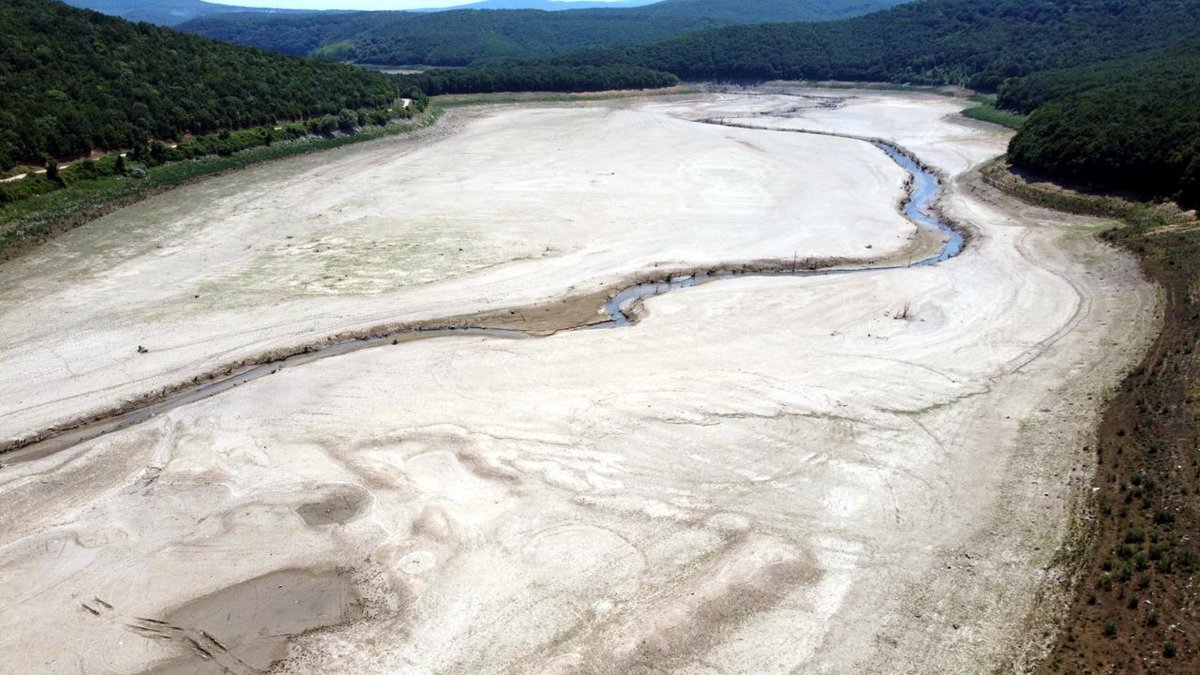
[402,64,678,95]
[182,10,722,66]
[557,0,1200,91]
[176,0,909,67]
[0,0,403,170]
[634,0,909,22]
[1006,60,1200,208]
[997,43,1200,114]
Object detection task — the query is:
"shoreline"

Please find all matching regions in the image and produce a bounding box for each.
[0,108,447,264]
[984,158,1200,672]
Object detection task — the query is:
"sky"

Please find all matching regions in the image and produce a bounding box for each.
[209,0,637,9]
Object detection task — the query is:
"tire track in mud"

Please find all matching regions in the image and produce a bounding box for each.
[0,125,965,466]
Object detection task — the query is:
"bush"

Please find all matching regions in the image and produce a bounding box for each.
[307,115,338,136]
[0,173,60,204]
[63,157,119,181]
[337,109,359,133]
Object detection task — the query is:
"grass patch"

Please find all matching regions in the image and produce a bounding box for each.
[962,103,1026,130]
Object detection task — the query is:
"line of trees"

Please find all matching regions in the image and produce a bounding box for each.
[0,99,427,206]
[401,64,678,96]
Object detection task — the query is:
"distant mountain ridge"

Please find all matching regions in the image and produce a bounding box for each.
[60,0,327,26]
[635,0,909,22]
[555,0,1200,90]
[62,0,904,25]
[178,0,913,66]
[429,1,658,10]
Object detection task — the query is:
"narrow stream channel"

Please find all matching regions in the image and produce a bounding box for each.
[602,141,962,326]
[2,134,963,464]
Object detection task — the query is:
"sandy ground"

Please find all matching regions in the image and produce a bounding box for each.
[0,101,918,447]
[0,92,1159,673]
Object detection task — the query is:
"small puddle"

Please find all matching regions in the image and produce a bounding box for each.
[296,485,371,527]
[137,569,361,675]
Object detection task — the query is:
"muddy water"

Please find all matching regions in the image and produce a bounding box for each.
[138,569,361,675]
[4,136,960,463]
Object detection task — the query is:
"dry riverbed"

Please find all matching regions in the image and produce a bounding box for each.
[0,91,1158,673]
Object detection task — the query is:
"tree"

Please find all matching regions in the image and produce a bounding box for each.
[1180,156,1200,209]
[149,141,168,166]
[337,109,359,133]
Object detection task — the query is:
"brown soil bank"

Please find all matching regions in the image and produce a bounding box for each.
[985,161,1200,672]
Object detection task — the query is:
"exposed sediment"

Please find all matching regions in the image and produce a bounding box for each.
[0,91,1158,674]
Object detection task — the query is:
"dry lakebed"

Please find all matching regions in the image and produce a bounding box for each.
[0,90,1159,673]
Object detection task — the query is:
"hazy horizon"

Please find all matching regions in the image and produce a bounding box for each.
[208,0,646,9]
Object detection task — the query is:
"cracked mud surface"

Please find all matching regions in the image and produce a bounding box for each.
[0,91,1158,673]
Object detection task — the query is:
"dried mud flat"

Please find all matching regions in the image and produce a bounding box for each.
[0,91,1160,673]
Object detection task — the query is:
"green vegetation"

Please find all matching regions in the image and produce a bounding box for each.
[997,43,1200,114]
[0,0,404,171]
[183,9,720,67]
[559,0,1200,91]
[995,42,1200,207]
[984,160,1200,672]
[177,0,909,67]
[961,102,1025,130]
[403,64,678,95]
[580,0,911,22]
[429,86,696,107]
[1008,73,1200,208]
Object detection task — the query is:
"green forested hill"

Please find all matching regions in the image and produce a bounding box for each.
[636,0,909,22]
[1005,47,1200,208]
[0,0,401,170]
[176,0,910,67]
[180,10,724,66]
[559,0,1200,90]
[997,43,1200,114]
